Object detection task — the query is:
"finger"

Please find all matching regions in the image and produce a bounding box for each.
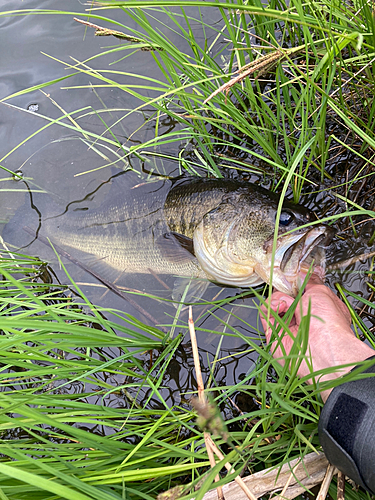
[259,308,278,343]
[272,293,294,308]
[260,291,294,312]
[260,293,294,343]
[260,292,293,333]
[298,283,352,326]
[305,272,324,288]
[317,285,352,324]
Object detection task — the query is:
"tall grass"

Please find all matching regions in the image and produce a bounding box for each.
[3,1,375,197]
[0,0,375,498]
[0,253,372,499]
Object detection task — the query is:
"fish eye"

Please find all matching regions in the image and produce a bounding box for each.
[279,210,294,226]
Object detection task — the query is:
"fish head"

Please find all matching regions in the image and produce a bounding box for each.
[262,223,334,295]
[193,186,334,296]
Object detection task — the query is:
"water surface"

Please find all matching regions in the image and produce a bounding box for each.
[1,1,374,415]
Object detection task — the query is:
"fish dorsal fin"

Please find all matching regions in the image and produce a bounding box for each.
[156,232,195,263]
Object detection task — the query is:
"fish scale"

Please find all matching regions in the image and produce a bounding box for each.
[42,192,203,278]
[3,177,333,296]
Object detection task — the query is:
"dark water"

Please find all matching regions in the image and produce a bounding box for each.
[0,1,262,412]
[1,1,374,415]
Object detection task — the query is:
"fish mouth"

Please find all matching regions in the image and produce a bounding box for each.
[272,225,335,277]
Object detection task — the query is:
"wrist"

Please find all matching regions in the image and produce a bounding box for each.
[317,339,374,402]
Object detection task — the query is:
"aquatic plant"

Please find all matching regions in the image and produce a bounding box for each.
[0,0,375,498]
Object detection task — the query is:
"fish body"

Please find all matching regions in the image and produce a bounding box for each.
[41,181,201,279]
[3,177,333,296]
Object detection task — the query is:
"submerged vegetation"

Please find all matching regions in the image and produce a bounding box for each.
[0,0,375,498]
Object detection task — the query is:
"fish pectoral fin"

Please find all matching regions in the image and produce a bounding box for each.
[156,232,195,263]
[172,277,210,305]
[170,232,195,256]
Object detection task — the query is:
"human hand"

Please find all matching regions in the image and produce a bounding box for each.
[260,274,374,401]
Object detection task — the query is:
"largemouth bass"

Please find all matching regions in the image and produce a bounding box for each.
[3,177,333,298]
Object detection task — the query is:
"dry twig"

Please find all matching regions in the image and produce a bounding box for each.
[316,464,337,500]
[337,471,346,500]
[272,460,304,500]
[189,307,256,500]
[203,452,332,500]
[189,307,224,500]
[327,249,375,271]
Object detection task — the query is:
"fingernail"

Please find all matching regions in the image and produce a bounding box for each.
[271,299,283,309]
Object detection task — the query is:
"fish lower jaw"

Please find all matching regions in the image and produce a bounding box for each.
[269,270,299,296]
[250,263,294,296]
[270,262,324,297]
[278,227,331,275]
[202,267,265,288]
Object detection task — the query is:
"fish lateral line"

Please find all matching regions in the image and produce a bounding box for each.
[21,226,167,332]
